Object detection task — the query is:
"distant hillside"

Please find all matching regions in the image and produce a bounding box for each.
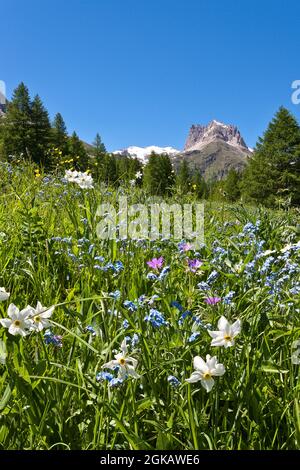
[174,139,250,180]
[173,119,251,180]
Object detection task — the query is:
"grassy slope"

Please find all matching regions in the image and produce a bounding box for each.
[0,162,299,450]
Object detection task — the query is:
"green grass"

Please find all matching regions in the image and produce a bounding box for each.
[0,161,299,450]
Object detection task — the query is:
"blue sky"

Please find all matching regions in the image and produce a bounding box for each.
[2,0,300,150]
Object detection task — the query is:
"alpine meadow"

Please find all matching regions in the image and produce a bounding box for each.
[1,0,300,454]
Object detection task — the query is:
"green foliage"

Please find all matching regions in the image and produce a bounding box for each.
[51,113,68,155]
[67,132,89,171]
[223,169,242,201]
[1,82,33,159]
[0,161,299,450]
[30,95,52,166]
[143,153,174,196]
[191,170,208,199]
[242,107,300,206]
[176,160,191,194]
[93,133,106,155]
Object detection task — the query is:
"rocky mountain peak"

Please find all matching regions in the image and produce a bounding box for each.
[184,120,248,152]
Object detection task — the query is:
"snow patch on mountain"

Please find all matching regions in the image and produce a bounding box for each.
[113,145,180,163]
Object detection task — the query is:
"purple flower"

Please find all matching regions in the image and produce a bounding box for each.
[178,242,194,252]
[187,259,203,272]
[147,256,164,270]
[44,330,63,348]
[204,297,221,305]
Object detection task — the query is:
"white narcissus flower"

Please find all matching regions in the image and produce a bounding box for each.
[29,302,55,332]
[0,287,10,302]
[0,304,33,336]
[64,170,94,189]
[208,316,241,348]
[186,355,225,392]
[76,173,94,190]
[102,339,140,379]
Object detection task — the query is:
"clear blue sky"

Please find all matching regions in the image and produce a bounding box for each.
[2,0,300,151]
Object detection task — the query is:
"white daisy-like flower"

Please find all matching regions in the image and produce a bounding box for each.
[0,304,33,337]
[208,316,241,348]
[102,339,140,379]
[29,302,55,332]
[186,355,225,392]
[0,287,10,302]
[64,170,94,189]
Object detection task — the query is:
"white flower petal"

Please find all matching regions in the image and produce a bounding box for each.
[201,377,215,392]
[126,365,140,379]
[217,316,229,331]
[193,356,208,373]
[20,305,34,319]
[186,371,202,383]
[232,319,241,336]
[0,288,10,301]
[102,360,119,369]
[7,304,19,319]
[211,363,226,376]
[211,336,226,347]
[121,338,128,355]
[206,355,217,369]
[8,324,25,336]
[208,330,220,339]
[0,318,12,328]
[126,356,138,368]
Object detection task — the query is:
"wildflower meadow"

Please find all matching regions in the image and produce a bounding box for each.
[0,161,299,450]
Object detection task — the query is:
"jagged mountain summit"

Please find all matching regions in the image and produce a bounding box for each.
[113,119,251,180]
[172,119,251,180]
[184,119,249,152]
[113,145,180,163]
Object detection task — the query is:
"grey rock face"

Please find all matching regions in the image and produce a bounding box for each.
[184,120,248,152]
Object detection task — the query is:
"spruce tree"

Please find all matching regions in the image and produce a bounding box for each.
[31,94,51,166]
[93,133,106,156]
[2,82,33,159]
[67,131,89,171]
[102,154,117,185]
[242,107,300,205]
[52,113,68,154]
[191,169,208,198]
[92,133,107,180]
[176,159,191,194]
[223,169,241,201]
[143,152,174,196]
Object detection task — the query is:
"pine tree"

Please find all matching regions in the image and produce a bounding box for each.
[67,132,89,171]
[31,94,51,166]
[2,82,33,159]
[223,169,241,201]
[242,107,300,205]
[102,154,117,185]
[93,133,106,156]
[92,133,107,180]
[191,169,208,198]
[176,159,191,194]
[52,113,68,153]
[143,152,174,196]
